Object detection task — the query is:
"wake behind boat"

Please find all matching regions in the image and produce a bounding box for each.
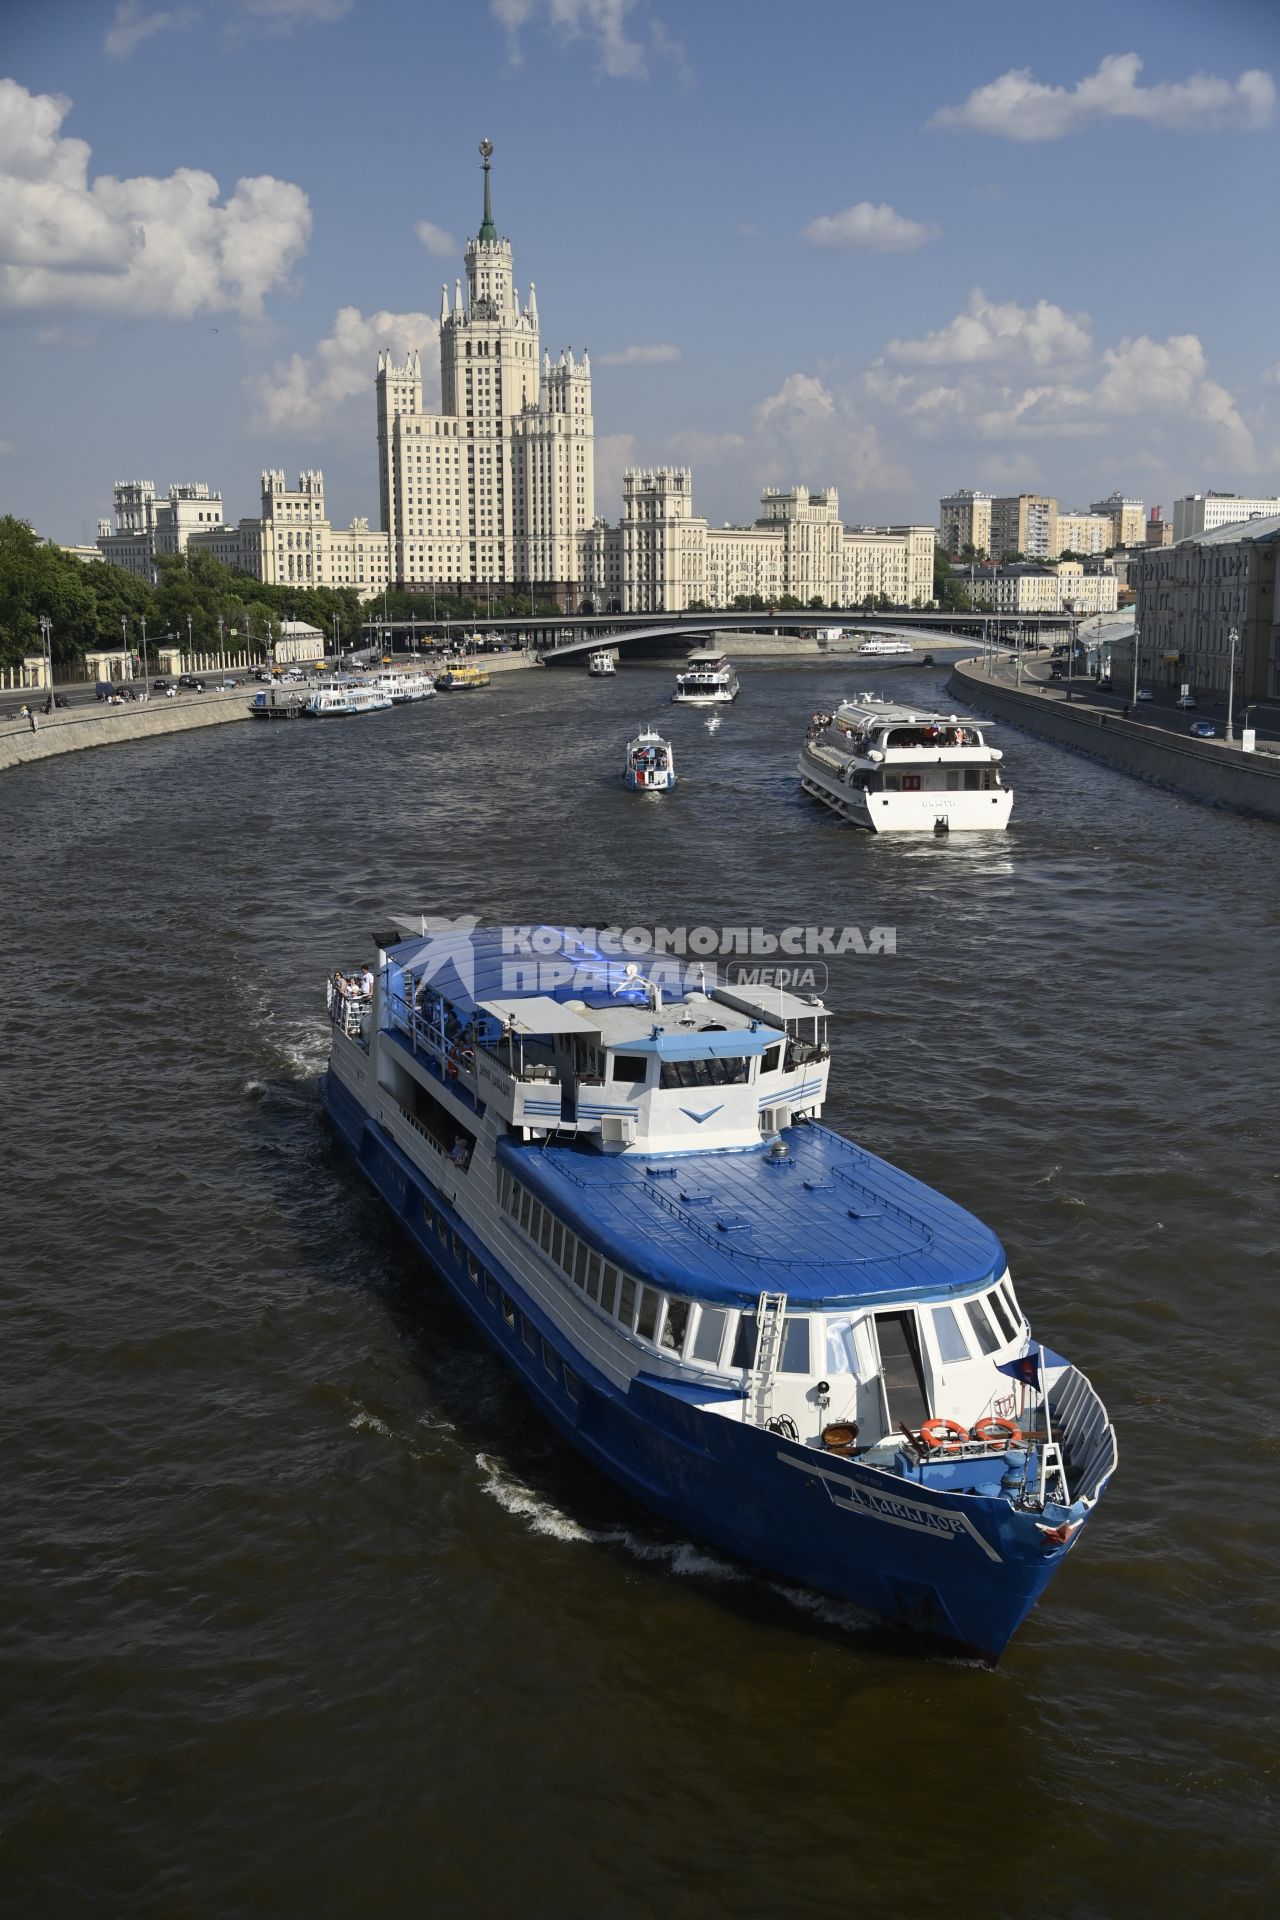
[800,696,1012,832]
[626,726,675,791]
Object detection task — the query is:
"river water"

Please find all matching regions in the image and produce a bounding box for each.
[3,663,1277,1918]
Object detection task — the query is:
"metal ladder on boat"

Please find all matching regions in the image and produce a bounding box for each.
[750,1292,789,1427]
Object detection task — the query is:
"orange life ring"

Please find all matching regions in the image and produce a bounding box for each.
[919,1417,969,1453]
[972,1416,1023,1449]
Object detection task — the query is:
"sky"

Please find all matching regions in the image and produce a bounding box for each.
[2,0,1279,547]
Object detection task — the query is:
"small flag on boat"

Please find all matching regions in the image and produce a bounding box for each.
[997,1346,1042,1388]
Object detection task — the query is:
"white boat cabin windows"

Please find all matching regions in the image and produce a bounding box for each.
[659,1056,750,1089]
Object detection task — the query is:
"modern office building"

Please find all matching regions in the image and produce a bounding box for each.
[1172,493,1280,542]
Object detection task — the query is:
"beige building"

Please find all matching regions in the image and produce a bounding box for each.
[1089,493,1145,548]
[97,480,225,578]
[376,142,594,598]
[582,472,933,615]
[938,488,993,558]
[1129,513,1280,699]
[990,494,1058,561]
[964,561,1118,616]
[1145,507,1173,547]
[1056,511,1115,557]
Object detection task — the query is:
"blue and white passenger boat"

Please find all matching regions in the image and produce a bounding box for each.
[321,925,1116,1659]
[305,681,394,717]
[625,727,675,791]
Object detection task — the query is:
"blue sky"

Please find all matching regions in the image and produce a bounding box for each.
[2,0,1278,547]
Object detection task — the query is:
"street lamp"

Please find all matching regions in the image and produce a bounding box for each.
[140,614,149,691]
[1225,625,1239,742]
[1130,621,1141,711]
[38,612,52,699]
[186,612,193,670]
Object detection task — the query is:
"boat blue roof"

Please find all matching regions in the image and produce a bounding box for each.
[497,1121,1006,1311]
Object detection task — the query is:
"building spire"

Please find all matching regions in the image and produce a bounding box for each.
[478,137,497,243]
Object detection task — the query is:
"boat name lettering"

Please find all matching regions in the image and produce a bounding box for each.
[477,1057,515,1099]
[779,1454,1003,1562]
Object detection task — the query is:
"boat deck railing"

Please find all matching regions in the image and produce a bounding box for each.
[1048,1364,1118,1506]
[327,975,370,1046]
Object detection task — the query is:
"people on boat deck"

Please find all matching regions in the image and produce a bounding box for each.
[449,1137,470,1167]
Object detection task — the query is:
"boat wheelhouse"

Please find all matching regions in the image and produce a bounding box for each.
[625,726,675,791]
[588,650,617,677]
[674,650,740,705]
[800,696,1013,833]
[321,923,1114,1659]
[305,682,394,717]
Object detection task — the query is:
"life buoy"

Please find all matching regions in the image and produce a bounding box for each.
[919,1417,969,1453]
[972,1415,1023,1449]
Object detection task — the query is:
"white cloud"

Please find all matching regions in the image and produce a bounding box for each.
[247,306,440,433]
[0,79,311,318]
[416,220,460,257]
[106,0,351,55]
[105,1,196,57]
[885,290,1093,369]
[1262,362,1280,387]
[491,0,650,80]
[932,52,1275,141]
[868,295,1255,471]
[801,202,938,253]
[597,343,680,365]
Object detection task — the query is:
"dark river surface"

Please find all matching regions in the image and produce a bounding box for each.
[3,662,1278,1919]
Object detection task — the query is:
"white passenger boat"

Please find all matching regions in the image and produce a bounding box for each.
[304,682,394,717]
[625,726,676,791]
[367,668,436,703]
[800,697,1013,832]
[320,921,1115,1660]
[588,650,617,677]
[858,635,915,656]
[674,650,739,705]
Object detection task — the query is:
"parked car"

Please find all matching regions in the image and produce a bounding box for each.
[1175,693,1197,709]
[1135,688,1155,701]
[1189,720,1218,738]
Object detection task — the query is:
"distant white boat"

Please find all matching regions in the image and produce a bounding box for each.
[305,683,394,717]
[366,668,435,703]
[674,649,739,705]
[588,649,617,677]
[858,635,915,657]
[626,725,676,791]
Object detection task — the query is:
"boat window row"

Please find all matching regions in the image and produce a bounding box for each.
[498,1172,812,1371]
[421,1192,580,1404]
[822,1276,1024,1372]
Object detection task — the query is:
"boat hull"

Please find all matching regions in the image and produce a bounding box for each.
[799,757,1013,833]
[321,1068,1082,1659]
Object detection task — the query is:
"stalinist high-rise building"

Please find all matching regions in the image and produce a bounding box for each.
[376,139,595,597]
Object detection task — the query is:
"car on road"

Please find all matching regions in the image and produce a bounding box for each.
[1175,693,1197,709]
[178,675,206,691]
[1135,688,1154,701]
[216,678,238,690]
[153,677,171,691]
[1189,721,1218,738]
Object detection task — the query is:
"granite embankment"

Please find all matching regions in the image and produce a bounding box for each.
[0,688,254,773]
[949,656,1280,824]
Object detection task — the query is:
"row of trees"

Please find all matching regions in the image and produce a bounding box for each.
[0,517,375,674]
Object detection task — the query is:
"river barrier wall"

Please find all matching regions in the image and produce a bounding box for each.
[0,651,538,776]
[948,657,1280,825]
